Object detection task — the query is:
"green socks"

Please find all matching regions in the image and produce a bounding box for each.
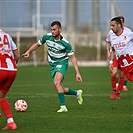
[124,80,127,86]
[58,89,77,106]
[65,88,77,96]
[58,92,65,106]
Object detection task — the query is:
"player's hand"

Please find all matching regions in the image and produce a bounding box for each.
[22,52,30,58]
[76,73,82,82]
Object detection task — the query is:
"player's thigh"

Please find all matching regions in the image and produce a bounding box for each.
[51,63,68,83]
[0,70,17,94]
[0,70,8,97]
[54,64,68,82]
[54,72,64,83]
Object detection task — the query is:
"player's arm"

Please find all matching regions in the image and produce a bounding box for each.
[106,41,111,60]
[110,47,115,61]
[22,42,40,58]
[69,54,82,82]
[13,49,20,63]
[106,30,112,60]
[9,35,20,63]
[109,47,115,72]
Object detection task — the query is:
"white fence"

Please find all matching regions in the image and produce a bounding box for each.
[2,27,108,66]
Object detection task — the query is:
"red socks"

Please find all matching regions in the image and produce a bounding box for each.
[111,75,125,93]
[117,77,125,93]
[0,98,12,119]
[110,75,116,90]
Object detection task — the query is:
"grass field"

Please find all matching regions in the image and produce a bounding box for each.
[0,65,132,133]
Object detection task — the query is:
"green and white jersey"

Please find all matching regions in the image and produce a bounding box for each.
[38,33,74,64]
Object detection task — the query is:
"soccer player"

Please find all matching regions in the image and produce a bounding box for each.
[108,17,133,99]
[106,16,130,99]
[0,29,20,130]
[22,21,83,113]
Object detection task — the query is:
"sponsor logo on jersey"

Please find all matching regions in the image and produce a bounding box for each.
[113,42,126,48]
[123,36,127,40]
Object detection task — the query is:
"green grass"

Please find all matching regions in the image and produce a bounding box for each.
[0,65,132,133]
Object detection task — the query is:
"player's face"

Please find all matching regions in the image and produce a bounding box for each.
[110,21,120,34]
[51,25,62,38]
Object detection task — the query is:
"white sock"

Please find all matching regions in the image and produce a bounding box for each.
[77,91,80,96]
[61,105,66,108]
[116,83,118,86]
[7,118,14,123]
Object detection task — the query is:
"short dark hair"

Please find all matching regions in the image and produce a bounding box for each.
[118,16,124,23]
[111,17,123,27]
[51,21,61,28]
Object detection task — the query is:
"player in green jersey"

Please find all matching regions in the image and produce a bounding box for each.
[22,21,83,112]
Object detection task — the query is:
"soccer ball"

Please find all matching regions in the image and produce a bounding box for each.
[15,100,28,112]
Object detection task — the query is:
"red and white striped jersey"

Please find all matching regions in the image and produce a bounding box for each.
[107,28,133,57]
[0,29,17,71]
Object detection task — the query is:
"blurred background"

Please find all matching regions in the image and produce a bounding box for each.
[0,0,133,66]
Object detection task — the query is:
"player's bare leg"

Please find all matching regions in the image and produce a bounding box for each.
[54,72,68,112]
[0,91,17,130]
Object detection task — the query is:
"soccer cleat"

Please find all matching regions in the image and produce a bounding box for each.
[2,122,17,130]
[57,106,68,113]
[77,89,83,105]
[115,93,120,100]
[110,91,116,99]
[123,86,128,91]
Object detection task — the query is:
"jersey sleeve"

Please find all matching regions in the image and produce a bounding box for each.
[38,34,48,45]
[106,35,110,43]
[61,37,74,55]
[8,34,17,50]
[131,32,133,40]
[106,30,112,43]
[65,42,74,56]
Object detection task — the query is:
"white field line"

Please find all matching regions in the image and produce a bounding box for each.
[12,84,46,87]
[7,92,131,99]
[12,81,107,88]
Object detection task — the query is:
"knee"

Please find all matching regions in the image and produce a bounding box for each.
[111,71,117,76]
[53,80,61,88]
